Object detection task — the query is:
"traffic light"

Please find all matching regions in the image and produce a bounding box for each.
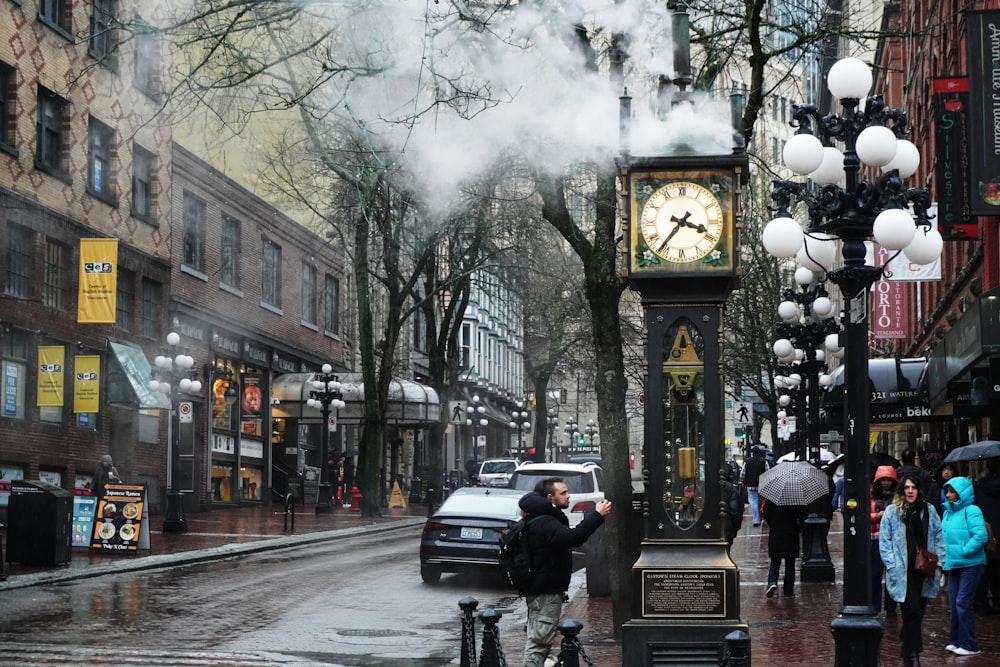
[577,436,585,446]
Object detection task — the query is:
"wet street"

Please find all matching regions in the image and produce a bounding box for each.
[0,526,522,667]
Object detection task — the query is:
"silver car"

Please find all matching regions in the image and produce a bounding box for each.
[476,458,519,487]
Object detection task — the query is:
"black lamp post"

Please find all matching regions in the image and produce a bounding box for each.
[306,364,345,514]
[763,56,942,664]
[508,401,531,457]
[563,419,579,459]
[584,419,598,449]
[546,409,559,463]
[466,394,488,467]
[150,331,202,533]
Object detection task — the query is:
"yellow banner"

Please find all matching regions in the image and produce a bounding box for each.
[77,238,118,324]
[74,355,101,413]
[37,345,65,407]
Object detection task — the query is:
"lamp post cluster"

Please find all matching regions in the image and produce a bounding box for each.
[584,420,598,449]
[508,401,531,457]
[772,271,841,463]
[467,395,488,467]
[547,409,559,463]
[306,364,345,514]
[150,331,202,533]
[564,419,579,455]
[762,57,943,664]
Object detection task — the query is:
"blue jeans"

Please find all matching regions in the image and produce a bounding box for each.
[948,564,986,652]
[748,487,762,524]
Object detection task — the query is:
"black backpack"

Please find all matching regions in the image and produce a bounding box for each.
[498,516,538,593]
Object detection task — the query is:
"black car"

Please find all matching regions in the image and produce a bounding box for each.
[419,486,524,584]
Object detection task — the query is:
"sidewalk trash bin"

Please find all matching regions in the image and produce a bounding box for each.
[6,480,73,566]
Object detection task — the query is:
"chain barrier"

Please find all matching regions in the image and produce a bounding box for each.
[555,635,596,667]
[459,597,479,667]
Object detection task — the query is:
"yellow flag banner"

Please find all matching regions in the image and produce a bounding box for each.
[37,345,65,407]
[78,238,118,324]
[74,355,101,413]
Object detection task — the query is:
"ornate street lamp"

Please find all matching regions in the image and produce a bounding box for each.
[762,56,942,664]
[149,331,202,533]
[563,419,579,458]
[584,419,598,449]
[508,401,531,457]
[306,364,345,514]
[466,394,488,467]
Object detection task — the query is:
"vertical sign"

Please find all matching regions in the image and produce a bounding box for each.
[36,345,65,407]
[967,11,1000,215]
[933,78,977,237]
[870,244,907,339]
[241,373,264,436]
[77,238,119,323]
[74,355,101,413]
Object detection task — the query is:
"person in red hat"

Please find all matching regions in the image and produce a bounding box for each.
[872,464,900,616]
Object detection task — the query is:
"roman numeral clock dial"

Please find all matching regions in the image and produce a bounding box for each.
[640,182,724,264]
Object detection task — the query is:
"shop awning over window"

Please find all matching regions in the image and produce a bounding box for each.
[107,340,171,410]
[271,373,440,426]
[823,358,932,423]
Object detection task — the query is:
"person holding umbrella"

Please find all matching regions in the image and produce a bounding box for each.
[758,461,828,597]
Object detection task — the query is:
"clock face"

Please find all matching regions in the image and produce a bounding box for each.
[640,182,724,263]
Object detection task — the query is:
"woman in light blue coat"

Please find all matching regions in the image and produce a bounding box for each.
[880,473,944,667]
[941,475,988,656]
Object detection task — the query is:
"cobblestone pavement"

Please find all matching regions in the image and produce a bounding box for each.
[5,504,1000,665]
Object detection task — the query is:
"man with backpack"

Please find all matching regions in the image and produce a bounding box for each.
[518,477,611,667]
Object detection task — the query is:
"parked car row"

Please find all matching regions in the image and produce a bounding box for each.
[419,461,608,594]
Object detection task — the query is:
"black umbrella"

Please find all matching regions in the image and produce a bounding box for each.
[943,440,1000,463]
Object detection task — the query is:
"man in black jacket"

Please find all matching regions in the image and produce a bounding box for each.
[519,478,611,667]
[742,446,769,526]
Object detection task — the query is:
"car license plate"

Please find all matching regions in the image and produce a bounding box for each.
[460,527,483,540]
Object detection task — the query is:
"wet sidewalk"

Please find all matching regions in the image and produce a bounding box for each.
[4,504,1000,665]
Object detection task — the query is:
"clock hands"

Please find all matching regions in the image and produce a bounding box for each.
[657,211,706,251]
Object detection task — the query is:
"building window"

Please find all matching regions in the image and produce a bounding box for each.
[133,20,158,96]
[140,278,161,338]
[221,215,241,289]
[36,87,68,177]
[131,144,153,222]
[460,322,472,370]
[302,263,317,325]
[0,329,28,420]
[324,275,340,335]
[116,267,134,330]
[5,224,34,299]
[0,62,15,153]
[89,0,116,67]
[261,239,281,308]
[87,117,115,201]
[39,0,70,34]
[182,191,205,273]
[43,239,69,310]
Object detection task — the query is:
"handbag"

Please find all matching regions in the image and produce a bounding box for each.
[914,547,938,577]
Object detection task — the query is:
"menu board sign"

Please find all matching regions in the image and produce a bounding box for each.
[72,495,98,548]
[90,484,151,552]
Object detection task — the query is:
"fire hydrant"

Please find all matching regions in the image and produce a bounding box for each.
[349,486,362,511]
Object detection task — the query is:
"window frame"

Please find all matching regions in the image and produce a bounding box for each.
[324,274,340,336]
[261,238,282,309]
[5,224,34,299]
[301,262,317,326]
[140,278,161,338]
[89,0,117,68]
[87,116,116,203]
[35,87,68,179]
[42,238,69,310]
[181,191,206,274]
[220,215,241,290]
[115,267,135,330]
[38,0,71,37]
[0,62,16,155]
[131,143,154,223]
[133,20,159,97]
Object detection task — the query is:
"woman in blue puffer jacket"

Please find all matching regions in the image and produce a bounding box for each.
[941,475,988,656]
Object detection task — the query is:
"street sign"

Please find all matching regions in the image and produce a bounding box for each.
[178,401,193,423]
[734,402,751,424]
[449,401,466,425]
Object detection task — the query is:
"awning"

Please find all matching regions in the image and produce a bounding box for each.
[823,358,932,423]
[106,340,171,409]
[271,373,440,426]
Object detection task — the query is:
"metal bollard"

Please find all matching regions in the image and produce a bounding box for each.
[425,487,438,518]
[283,493,295,532]
[477,607,506,667]
[0,522,5,582]
[556,619,584,667]
[721,629,751,666]
[459,597,479,667]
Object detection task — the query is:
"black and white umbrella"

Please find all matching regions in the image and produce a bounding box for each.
[758,461,830,506]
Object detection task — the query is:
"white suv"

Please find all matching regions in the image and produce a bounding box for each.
[507,462,605,526]
[476,458,519,487]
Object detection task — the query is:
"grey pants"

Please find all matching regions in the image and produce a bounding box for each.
[524,592,563,667]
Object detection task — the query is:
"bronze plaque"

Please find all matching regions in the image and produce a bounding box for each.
[641,569,727,618]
